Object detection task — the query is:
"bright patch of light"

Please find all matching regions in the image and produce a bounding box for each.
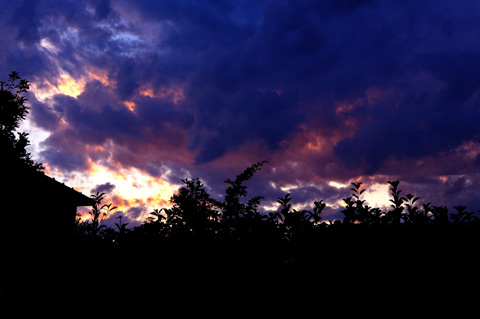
[30,72,86,102]
[57,73,85,98]
[279,183,299,193]
[123,101,136,112]
[333,198,346,209]
[111,32,142,43]
[17,118,50,160]
[363,183,391,208]
[39,38,60,54]
[30,67,115,103]
[50,161,179,224]
[328,181,347,189]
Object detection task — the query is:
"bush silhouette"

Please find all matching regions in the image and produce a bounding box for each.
[67,165,480,295]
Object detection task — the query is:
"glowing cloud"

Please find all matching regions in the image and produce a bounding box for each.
[70,161,179,225]
[86,67,116,87]
[123,101,136,112]
[30,73,85,102]
[6,0,480,224]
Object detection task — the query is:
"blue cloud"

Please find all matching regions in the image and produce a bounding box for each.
[4,0,480,210]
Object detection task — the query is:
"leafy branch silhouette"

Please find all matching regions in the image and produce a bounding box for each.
[75,192,117,237]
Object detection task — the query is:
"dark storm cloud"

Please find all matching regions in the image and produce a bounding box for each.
[91,182,116,195]
[333,74,480,175]
[135,95,194,131]
[122,0,264,50]
[187,89,302,163]
[171,0,480,165]
[3,0,480,211]
[29,97,62,131]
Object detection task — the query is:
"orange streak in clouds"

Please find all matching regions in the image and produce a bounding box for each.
[123,101,136,112]
[139,86,185,104]
[86,67,116,87]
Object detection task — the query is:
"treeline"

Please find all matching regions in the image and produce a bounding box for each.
[76,160,480,244]
[4,160,480,316]
[71,161,480,296]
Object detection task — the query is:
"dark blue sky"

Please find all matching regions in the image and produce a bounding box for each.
[2,0,480,224]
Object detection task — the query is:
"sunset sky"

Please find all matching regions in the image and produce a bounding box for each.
[2,0,480,226]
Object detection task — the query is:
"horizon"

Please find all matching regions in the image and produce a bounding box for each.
[3,0,480,227]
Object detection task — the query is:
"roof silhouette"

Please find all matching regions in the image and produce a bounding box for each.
[24,170,95,207]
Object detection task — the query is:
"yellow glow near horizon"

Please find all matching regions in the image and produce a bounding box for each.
[363,183,391,208]
[328,180,391,209]
[79,161,178,222]
[42,157,180,225]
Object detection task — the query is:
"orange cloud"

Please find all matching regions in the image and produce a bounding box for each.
[86,67,116,87]
[123,101,136,112]
[31,65,116,103]
[139,85,185,104]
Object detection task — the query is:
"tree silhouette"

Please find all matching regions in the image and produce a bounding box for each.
[162,177,219,238]
[0,71,43,172]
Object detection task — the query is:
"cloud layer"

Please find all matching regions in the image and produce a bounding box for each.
[3,0,480,224]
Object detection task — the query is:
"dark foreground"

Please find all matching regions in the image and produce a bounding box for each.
[2,222,480,316]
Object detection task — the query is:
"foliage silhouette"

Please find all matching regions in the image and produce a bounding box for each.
[340,181,378,224]
[75,192,117,238]
[161,177,219,238]
[2,160,480,313]
[386,180,405,224]
[0,71,43,172]
[220,160,268,220]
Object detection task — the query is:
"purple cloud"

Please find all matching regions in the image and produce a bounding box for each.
[91,182,116,194]
[3,0,480,214]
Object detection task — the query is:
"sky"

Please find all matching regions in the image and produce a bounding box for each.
[2,0,480,226]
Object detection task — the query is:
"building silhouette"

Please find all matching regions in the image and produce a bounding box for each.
[1,168,95,243]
